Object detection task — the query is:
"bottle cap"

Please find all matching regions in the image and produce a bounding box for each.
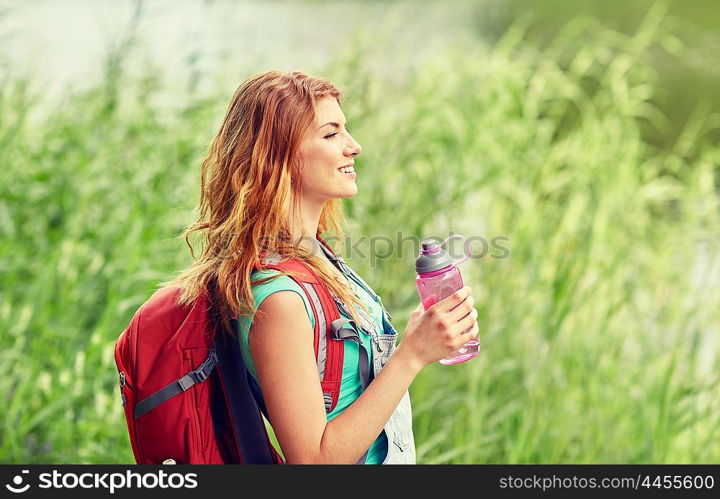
[415,239,455,273]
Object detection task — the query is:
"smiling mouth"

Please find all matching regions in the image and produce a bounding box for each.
[338,165,355,174]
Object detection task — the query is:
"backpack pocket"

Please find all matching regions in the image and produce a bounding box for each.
[127,347,218,464]
[181,347,218,462]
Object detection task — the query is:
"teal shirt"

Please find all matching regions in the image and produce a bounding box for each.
[236,269,389,464]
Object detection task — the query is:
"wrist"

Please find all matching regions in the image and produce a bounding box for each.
[393,343,425,377]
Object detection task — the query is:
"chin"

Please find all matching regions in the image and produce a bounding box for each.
[332,187,358,199]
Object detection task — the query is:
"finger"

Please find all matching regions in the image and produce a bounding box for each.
[465,320,479,337]
[455,310,477,334]
[457,322,479,345]
[433,286,472,313]
[447,295,474,322]
[409,303,425,321]
[448,305,478,330]
[453,321,479,349]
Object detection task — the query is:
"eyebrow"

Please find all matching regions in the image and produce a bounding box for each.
[319,121,347,129]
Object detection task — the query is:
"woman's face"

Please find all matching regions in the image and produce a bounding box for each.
[296,97,362,204]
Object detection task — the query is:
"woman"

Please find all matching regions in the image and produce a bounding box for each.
[166,70,479,464]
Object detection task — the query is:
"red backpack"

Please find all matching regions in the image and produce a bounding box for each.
[114,242,360,464]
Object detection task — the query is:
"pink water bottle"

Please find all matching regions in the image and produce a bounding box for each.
[415,235,479,365]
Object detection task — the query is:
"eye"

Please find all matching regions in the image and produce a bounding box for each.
[324,132,338,139]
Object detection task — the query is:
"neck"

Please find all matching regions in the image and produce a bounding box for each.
[288,196,324,253]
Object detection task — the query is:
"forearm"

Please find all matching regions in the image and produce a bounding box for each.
[314,345,422,464]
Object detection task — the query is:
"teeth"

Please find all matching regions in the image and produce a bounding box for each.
[339,166,355,173]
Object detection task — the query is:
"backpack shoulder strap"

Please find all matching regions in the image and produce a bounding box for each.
[206,282,282,465]
[213,333,281,464]
[264,257,344,413]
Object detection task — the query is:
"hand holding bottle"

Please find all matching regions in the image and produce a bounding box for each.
[415,235,480,364]
[395,286,479,372]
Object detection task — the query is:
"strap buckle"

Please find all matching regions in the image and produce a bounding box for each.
[330,317,358,341]
[193,350,218,382]
[178,374,195,391]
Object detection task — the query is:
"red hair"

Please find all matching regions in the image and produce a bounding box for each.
[163,71,367,333]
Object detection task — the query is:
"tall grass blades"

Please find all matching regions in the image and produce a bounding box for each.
[0,12,718,463]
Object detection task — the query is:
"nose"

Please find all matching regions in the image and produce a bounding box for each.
[345,135,362,157]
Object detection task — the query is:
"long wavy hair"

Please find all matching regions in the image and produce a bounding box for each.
[162,70,368,334]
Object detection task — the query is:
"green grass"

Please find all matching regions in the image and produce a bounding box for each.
[1,14,718,463]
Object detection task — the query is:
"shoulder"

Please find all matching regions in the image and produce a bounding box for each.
[255,290,309,324]
[248,285,315,359]
[250,269,315,329]
[236,269,317,377]
[252,269,303,296]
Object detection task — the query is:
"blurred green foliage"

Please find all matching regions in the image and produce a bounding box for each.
[478,0,720,150]
[0,4,718,463]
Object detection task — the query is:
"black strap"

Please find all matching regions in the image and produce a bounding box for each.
[214,330,277,464]
[206,274,276,464]
[134,351,218,420]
